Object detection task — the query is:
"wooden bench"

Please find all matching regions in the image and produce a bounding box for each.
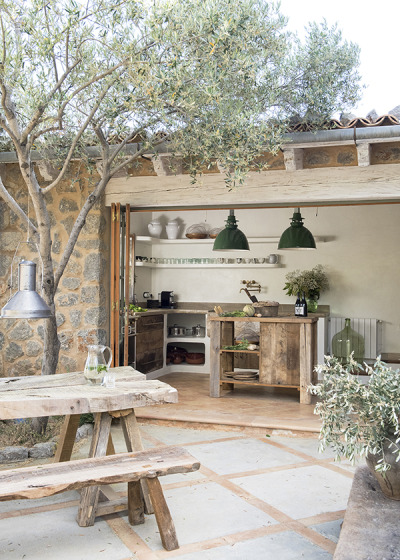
[0,446,200,551]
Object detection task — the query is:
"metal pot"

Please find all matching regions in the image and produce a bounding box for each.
[168,324,186,336]
[192,324,205,337]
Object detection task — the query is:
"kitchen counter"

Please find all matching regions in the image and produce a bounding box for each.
[129,302,330,318]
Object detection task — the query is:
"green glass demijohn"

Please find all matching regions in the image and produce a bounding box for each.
[331,318,365,365]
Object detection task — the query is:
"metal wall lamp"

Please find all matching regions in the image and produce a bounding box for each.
[278,208,316,250]
[1,260,52,319]
[213,209,250,251]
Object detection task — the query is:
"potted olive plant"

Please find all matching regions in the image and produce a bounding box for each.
[309,355,400,500]
[283,264,329,312]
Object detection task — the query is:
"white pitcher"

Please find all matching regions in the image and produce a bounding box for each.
[166,220,179,239]
[148,220,162,238]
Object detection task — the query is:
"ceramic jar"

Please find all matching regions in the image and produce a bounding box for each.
[166,220,179,240]
[148,220,162,238]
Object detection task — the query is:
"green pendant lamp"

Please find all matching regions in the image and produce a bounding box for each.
[278,208,316,250]
[213,209,250,251]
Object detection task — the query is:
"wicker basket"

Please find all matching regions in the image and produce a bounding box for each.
[185,233,207,239]
[253,301,279,317]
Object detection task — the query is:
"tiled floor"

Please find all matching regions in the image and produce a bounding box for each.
[136,372,322,434]
[0,421,355,560]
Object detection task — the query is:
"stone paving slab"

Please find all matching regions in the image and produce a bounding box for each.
[334,466,400,560]
[0,421,350,559]
[0,506,135,560]
[164,531,333,560]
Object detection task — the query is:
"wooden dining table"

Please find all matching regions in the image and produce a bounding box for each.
[0,366,178,525]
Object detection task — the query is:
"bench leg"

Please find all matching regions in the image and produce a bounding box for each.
[76,412,112,527]
[127,481,145,525]
[146,477,179,551]
[121,410,154,515]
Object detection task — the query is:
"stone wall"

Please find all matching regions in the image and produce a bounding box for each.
[0,163,110,377]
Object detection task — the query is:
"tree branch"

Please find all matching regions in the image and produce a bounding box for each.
[110,133,172,177]
[39,73,124,193]
[20,59,83,145]
[0,16,6,66]
[0,178,38,238]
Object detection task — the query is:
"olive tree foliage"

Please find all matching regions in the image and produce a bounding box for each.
[0,0,362,381]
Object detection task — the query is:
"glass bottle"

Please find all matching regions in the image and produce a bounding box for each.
[301,292,308,317]
[331,318,365,365]
[295,293,302,316]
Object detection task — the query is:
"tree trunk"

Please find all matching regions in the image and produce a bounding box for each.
[31,315,60,434]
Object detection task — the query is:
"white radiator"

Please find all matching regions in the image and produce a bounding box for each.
[328,318,383,360]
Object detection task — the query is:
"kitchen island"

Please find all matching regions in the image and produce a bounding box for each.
[209,315,319,404]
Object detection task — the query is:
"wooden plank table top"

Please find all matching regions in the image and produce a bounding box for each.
[0,366,178,420]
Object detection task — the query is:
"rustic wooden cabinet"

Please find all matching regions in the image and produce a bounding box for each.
[209,315,318,404]
[134,314,164,373]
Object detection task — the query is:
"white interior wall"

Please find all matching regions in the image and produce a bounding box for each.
[131,205,400,353]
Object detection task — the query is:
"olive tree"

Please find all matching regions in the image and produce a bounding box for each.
[0,0,361,387]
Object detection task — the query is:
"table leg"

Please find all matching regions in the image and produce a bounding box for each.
[53,414,81,463]
[121,410,154,514]
[76,412,112,527]
[210,321,221,397]
[299,322,313,404]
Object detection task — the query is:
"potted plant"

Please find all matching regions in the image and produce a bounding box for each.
[309,355,400,500]
[283,264,329,312]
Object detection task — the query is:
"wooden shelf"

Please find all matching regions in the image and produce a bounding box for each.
[136,262,280,269]
[220,377,299,389]
[136,235,326,244]
[167,337,206,343]
[220,349,260,355]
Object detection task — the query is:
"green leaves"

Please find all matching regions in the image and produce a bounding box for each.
[309,356,400,472]
[0,0,362,188]
[284,265,329,298]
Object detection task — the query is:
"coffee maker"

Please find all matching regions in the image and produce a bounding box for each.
[160,291,175,308]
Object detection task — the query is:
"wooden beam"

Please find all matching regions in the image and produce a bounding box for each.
[105,163,400,209]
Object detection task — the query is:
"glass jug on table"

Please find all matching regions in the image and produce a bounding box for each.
[83,345,113,385]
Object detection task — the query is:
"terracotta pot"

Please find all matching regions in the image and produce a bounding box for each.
[185,352,205,364]
[365,437,400,500]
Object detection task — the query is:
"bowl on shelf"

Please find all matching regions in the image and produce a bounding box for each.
[173,355,184,364]
[185,352,205,364]
[185,233,207,239]
[185,223,208,239]
[209,227,223,239]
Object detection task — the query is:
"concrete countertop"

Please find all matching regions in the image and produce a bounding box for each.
[129,302,330,318]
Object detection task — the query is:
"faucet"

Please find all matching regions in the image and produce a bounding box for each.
[241,280,261,293]
[240,280,261,303]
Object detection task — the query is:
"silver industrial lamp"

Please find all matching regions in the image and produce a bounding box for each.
[1,259,52,319]
[1,194,52,319]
